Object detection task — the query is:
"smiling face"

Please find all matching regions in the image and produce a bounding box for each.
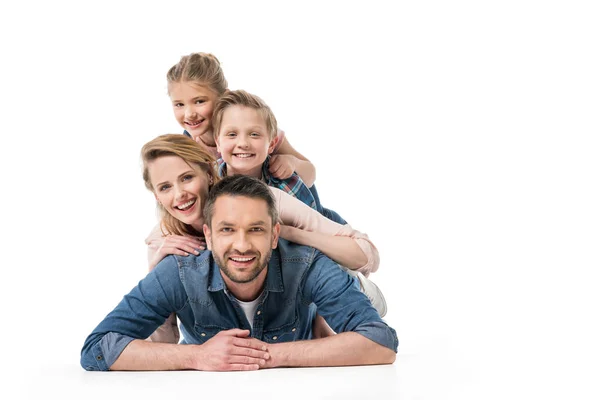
[148,155,210,232]
[215,105,277,178]
[169,81,218,147]
[203,195,280,289]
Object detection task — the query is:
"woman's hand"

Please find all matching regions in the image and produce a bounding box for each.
[148,235,205,271]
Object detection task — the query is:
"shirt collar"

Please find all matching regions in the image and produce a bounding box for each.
[217,157,227,177]
[261,155,273,183]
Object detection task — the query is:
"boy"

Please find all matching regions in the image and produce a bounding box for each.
[212,90,346,223]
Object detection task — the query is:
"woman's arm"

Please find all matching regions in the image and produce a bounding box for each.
[271,188,380,275]
[271,132,316,187]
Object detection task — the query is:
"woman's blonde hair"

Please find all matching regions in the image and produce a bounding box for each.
[167,52,228,96]
[141,134,219,237]
[212,89,278,140]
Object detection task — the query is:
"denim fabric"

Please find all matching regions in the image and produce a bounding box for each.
[80,240,397,371]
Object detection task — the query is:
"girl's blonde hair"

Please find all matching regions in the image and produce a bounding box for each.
[167,52,228,96]
[141,134,219,237]
[212,89,278,140]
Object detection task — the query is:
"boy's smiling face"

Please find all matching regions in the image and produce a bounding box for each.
[216,105,277,178]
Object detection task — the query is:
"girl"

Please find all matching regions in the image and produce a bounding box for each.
[142,134,385,342]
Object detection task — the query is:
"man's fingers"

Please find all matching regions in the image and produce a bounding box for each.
[228,363,260,371]
[232,337,268,351]
[234,347,270,360]
[224,328,251,337]
[227,355,267,365]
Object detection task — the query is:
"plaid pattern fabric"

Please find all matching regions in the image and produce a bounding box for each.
[216,156,317,210]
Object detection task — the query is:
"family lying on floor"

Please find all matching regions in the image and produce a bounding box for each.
[81,53,397,371]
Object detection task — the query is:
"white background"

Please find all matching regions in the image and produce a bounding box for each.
[1,1,599,399]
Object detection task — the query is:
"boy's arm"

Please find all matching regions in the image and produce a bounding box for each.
[272,134,316,187]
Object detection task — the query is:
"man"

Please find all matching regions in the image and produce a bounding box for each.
[81,175,397,371]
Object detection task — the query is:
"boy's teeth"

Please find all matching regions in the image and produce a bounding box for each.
[235,154,253,158]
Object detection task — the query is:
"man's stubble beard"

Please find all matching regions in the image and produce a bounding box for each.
[214,248,273,284]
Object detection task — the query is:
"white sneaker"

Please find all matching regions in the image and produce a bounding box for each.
[349,271,388,317]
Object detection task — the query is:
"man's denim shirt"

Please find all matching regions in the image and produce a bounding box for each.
[81,240,398,371]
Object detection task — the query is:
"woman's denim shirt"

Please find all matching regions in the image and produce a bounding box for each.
[81,240,398,371]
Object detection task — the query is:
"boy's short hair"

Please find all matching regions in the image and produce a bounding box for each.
[212,89,278,140]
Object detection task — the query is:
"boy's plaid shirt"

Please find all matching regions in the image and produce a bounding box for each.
[216,156,317,210]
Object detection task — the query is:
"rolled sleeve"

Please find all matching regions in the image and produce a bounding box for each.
[80,256,186,370]
[353,321,398,352]
[303,252,397,352]
[81,333,135,371]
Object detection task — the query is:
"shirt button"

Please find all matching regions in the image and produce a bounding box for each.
[96,355,103,361]
[201,333,206,337]
[257,311,261,315]
[272,336,278,340]
[291,328,296,332]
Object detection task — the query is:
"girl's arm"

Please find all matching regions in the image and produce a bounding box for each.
[270,188,380,276]
[270,131,316,187]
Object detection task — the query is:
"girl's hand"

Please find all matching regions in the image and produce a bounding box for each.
[268,154,298,179]
[148,235,205,271]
